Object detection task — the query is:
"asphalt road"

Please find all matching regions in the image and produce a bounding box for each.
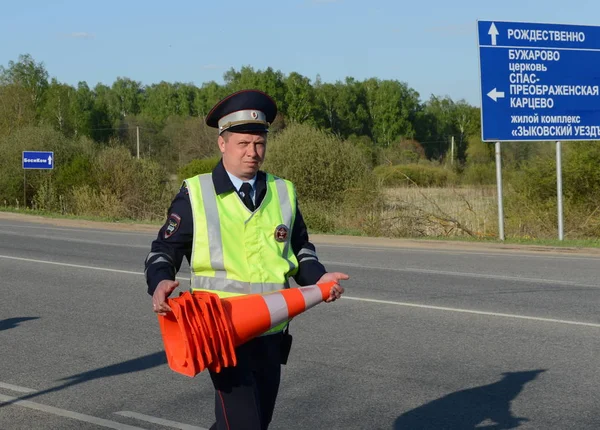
[0,214,599,429]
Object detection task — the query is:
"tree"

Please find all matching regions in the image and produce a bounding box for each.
[71,82,95,137]
[0,54,49,116]
[313,77,340,134]
[284,72,315,124]
[111,77,143,119]
[195,81,227,118]
[41,78,76,136]
[175,83,197,117]
[416,96,481,162]
[334,77,370,138]
[417,95,458,159]
[142,81,178,125]
[0,84,36,136]
[364,78,419,146]
[91,83,115,142]
[453,101,480,161]
[161,116,219,170]
[223,66,287,113]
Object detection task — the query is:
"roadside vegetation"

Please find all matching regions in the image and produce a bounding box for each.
[2,54,600,243]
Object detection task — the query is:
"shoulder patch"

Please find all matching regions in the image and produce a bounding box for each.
[164,213,182,239]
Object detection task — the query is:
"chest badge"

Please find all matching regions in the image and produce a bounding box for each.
[274,224,289,242]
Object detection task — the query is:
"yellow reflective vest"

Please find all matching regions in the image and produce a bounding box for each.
[184,172,299,333]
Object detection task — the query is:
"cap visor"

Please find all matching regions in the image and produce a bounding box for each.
[222,123,269,134]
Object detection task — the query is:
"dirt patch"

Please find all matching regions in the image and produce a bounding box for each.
[0,211,159,234]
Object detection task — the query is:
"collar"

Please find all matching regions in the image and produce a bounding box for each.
[226,171,256,192]
[212,159,266,196]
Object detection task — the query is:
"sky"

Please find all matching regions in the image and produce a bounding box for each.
[1,0,599,107]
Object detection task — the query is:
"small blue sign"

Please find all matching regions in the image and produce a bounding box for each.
[478,20,600,141]
[23,151,54,169]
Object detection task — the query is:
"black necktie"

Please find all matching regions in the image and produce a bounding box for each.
[239,182,254,211]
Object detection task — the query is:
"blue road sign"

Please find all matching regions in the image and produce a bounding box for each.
[23,151,54,169]
[478,20,600,141]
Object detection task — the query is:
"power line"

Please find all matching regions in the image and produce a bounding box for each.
[87,126,152,131]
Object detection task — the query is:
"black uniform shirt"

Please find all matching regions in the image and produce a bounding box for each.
[145,160,327,295]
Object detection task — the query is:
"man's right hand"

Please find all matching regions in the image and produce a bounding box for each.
[152,280,179,316]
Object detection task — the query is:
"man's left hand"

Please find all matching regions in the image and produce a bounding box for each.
[316,272,349,302]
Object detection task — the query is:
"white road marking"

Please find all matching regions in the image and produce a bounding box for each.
[115,411,207,430]
[0,393,145,430]
[0,255,143,276]
[322,260,600,289]
[342,296,600,328]
[1,254,597,328]
[0,382,36,393]
[3,220,600,261]
[318,243,600,261]
[3,254,597,289]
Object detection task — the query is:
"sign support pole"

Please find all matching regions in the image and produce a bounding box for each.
[495,141,505,240]
[556,141,564,240]
[23,170,26,209]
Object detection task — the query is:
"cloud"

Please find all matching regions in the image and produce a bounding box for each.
[62,32,95,39]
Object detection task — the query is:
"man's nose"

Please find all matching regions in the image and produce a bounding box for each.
[246,143,257,156]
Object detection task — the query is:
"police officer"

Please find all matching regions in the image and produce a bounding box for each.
[145,89,349,430]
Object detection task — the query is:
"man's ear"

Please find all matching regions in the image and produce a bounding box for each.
[217,135,226,153]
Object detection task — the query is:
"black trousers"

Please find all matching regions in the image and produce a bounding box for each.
[209,333,283,430]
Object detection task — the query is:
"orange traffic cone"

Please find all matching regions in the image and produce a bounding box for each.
[158,282,337,377]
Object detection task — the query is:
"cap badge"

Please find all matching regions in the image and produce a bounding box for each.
[251,111,258,119]
[274,224,289,242]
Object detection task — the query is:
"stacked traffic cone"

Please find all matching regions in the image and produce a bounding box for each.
[158,282,337,377]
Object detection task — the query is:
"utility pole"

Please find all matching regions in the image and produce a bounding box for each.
[136,126,140,159]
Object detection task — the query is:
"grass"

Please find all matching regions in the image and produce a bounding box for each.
[4,185,600,249]
[411,234,600,248]
[381,186,498,238]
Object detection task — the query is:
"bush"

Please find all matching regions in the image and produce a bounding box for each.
[178,156,221,183]
[465,136,494,164]
[0,125,71,206]
[70,185,126,219]
[263,123,375,203]
[297,200,336,233]
[262,123,382,233]
[510,142,600,208]
[500,142,600,238]
[378,139,427,166]
[374,164,458,187]
[55,153,95,196]
[32,178,61,212]
[91,146,171,220]
[0,126,99,207]
[461,163,496,185]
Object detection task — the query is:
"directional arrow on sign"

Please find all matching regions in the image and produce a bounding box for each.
[488,22,499,46]
[487,88,505,102]
[48,155,53,166]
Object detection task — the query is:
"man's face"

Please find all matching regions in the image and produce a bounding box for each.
[218,131,267,180]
